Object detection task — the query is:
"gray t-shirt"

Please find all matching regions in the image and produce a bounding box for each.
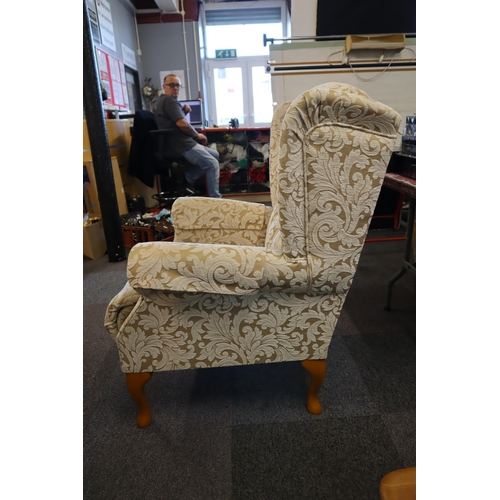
[154,95,197,156]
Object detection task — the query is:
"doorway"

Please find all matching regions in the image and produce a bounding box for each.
[124,67,141,113]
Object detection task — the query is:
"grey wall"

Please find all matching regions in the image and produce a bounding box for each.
[137,20,201,101]
[93,0,143,75]
[86,0,202,110]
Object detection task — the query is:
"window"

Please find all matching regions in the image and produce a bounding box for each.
[205,6,283,58]
[206,22,283,58]
[202,2,288,127]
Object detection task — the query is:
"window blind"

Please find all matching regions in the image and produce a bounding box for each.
[205,7,281,26]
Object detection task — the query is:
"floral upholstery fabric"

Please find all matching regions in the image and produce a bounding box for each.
[127,242,265,295]
[265,101,291,252]
[104,82,402,373]
[172,197,272,246]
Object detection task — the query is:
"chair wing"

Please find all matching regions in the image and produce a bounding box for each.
[272,83,402,297]
[264,101,291,252]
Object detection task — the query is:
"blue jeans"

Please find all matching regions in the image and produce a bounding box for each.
[182,144,221,198]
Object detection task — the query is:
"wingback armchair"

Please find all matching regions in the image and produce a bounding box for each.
[105,82,402,427]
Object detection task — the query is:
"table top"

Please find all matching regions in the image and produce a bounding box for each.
[384,172,416,198]
[200,127,270,132]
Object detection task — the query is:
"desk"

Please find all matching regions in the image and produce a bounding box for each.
[383,173,416,311]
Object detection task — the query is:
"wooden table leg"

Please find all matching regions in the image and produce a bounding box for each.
[301,359,327,415]
[125,372,153,428]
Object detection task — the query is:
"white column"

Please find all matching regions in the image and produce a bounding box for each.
[291,0,317,37]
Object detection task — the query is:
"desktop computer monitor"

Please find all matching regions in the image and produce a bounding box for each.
[179,99,203,127]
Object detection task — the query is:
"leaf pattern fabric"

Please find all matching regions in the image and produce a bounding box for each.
[172,197,272,246]
[105,82,402,373]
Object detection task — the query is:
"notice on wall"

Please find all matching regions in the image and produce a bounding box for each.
[122,43,137,70]
[87,0,101,45]
[96,48,129,109]
[96,0,116,52]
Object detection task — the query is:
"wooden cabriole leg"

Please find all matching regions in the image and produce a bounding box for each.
[125,372,153,428]
[301,359,327,415]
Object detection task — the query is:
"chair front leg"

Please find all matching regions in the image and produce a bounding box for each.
[301,359,327,415]
[125,372,153,428]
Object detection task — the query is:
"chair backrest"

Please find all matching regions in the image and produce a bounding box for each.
[128,110,159,188]
[266,82,402,294]
[128,109,191,190]
[134,109,158,133]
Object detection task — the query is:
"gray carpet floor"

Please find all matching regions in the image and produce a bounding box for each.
[83,228,416,500]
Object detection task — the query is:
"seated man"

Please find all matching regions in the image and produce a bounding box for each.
[155,74,221,198]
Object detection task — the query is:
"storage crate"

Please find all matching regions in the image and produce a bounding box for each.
[122,225,155,248]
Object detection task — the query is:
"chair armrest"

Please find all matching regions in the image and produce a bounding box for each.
[150,129,174,135]
[127,241,265,295]
[104,282,143,341]
[172,197,272,245]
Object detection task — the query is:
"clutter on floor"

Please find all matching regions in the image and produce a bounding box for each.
[120,209,175,248]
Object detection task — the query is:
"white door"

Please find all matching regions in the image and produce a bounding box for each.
[206,56,273,128]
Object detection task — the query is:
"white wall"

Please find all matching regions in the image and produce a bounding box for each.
[290,0,316,36]
[272,1,415,123]
[269,39,416,121]
[137,20,201,100]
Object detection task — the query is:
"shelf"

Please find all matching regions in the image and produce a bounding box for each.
[202,127,271,199]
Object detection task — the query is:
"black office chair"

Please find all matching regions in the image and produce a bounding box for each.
[128,110,204,202]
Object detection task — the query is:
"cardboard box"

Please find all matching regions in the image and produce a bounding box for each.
[83,156,128,216]
[83,164,98,215]
[83,119,133,199]
[83,220,107,259]
[83,119,131,167]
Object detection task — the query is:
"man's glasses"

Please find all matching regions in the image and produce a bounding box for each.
[164,83,182,89]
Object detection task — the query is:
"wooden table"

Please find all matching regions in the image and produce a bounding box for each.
[383,173,416,311]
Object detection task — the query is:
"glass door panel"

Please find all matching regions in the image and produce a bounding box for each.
[125,68,140,113]
[206,57,272,128]
[212,67,244,126]
[251,66,273,125]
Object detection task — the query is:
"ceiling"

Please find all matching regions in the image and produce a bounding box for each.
[129,0,160,8]
[128,0,291,24]
[129,0,199,23]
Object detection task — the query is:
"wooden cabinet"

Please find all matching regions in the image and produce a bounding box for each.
[202,127,271,201]
[83,119,131,216]
[83,119,134,195]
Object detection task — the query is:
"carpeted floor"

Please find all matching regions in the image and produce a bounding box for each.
[83,227,416,500]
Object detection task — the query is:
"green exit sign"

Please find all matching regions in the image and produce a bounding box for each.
[216,49,237,59]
